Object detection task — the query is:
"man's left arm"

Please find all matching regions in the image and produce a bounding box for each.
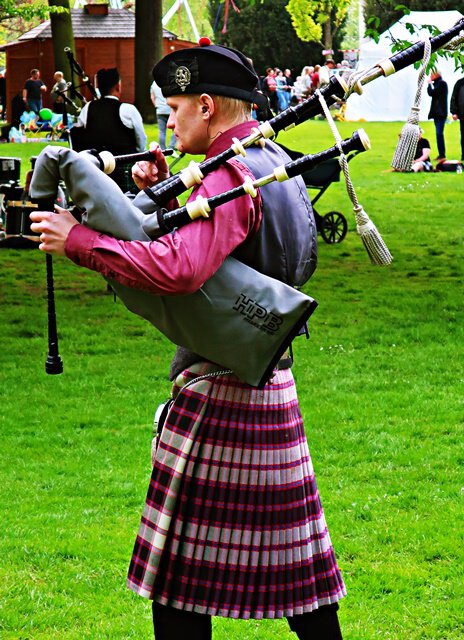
[31,161,260,296]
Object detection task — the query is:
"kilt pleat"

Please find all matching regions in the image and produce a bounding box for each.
[128,362,346,619]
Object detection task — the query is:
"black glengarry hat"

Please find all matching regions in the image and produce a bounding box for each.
[152,37,259,103]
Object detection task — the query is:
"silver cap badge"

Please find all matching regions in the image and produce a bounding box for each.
[175,66,191,92]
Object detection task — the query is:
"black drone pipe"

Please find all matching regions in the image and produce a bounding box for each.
[45,253,63,374]
[81,148,175,175]
[64,47,99,100]
[31,197,64,375]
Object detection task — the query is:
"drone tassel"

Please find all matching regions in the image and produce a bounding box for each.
[315,91,393,266]
[391,38,431,171]
[355,205,393,266]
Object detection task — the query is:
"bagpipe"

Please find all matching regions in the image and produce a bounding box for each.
[64,47,99,105]
[30,131,370,387]
[30,18,464,384]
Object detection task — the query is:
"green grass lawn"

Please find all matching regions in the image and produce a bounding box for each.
[0,119,463,639]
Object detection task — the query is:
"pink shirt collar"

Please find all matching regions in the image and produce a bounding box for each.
[205,120,258,159]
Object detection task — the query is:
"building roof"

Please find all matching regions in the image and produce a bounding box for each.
[14,9,177,41]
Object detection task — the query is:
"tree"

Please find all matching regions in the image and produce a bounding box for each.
[0,1,68,85]
[135,0,163,123]
[209,0,324,75]
[364,1,464,72]
[340,0,362,50]
[48,0,75,79]
[286,0,351,56]
[0,1,55,22]
[1,0,65,47]
[364,0,459,35]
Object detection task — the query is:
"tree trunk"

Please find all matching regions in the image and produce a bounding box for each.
[135,0,163,123]
[48,0,76,78]
[323,18,333,54]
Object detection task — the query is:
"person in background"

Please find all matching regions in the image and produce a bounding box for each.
[75,67,146,153]
[299,66,314,98]
[50,71,67,115]
[318,59,335,87]
[283,68,294,105]
[276,69,289,112]
[262,66,279,114]
[427,69,448,160]
[339,60,353,78]
[0,70,6,119]
[71,67,147,190]
[23,69,47,114]
[450,73,464,161]
[10,92,26,128]
[311,65,321,93]
[150,78,177,153]
[411,128,432,172]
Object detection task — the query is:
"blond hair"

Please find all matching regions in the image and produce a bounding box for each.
[213,95,253,124]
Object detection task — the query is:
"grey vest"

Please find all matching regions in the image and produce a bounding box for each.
[233,139,317,287]
[170,139,318,379]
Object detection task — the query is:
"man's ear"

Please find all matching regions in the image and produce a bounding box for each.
[199,94,215,118]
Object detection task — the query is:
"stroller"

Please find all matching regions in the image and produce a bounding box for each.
[278,143,362,244]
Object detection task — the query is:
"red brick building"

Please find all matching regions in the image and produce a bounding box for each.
[0,7,195,114]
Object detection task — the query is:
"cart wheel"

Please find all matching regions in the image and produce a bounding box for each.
[320,211,348,244]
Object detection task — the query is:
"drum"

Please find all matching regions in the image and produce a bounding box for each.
[5,201,40,240]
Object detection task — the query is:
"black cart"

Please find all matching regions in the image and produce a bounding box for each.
[278,144,363,244]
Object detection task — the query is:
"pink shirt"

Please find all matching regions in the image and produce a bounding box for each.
[65,121,262,296]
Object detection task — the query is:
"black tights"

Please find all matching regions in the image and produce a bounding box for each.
[287,604,343,639]
[152,601,342,640]
[152,603,212,640]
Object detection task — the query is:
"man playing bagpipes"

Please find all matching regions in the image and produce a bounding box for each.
[30,40,346,639]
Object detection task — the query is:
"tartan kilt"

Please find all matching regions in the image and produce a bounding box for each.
[127,362,346,619]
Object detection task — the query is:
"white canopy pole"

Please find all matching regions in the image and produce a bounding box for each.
[162,0,200,42]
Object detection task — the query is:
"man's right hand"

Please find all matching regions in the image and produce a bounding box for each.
[132,142,170,190]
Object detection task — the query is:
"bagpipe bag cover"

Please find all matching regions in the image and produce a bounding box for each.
[30,146,316,387]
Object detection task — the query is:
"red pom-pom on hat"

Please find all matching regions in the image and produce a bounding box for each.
[198,36,212,47]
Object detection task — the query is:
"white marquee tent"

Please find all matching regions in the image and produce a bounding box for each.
[344,10,463,122]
